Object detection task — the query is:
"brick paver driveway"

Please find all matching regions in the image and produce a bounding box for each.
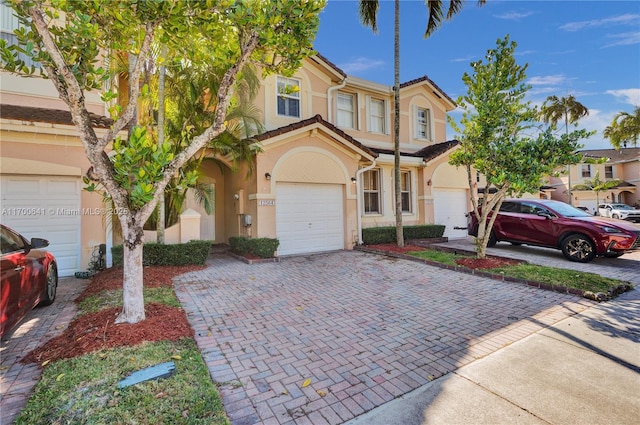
[174,251,594,425]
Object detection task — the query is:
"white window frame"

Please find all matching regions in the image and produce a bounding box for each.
[581,164,591,178]
[400,170,412,213]
[337,92,356,129]
[363,169,382,215]
[1,2,37,68]
[276,76,300,118]
[414,107,432,140]
[367,96,387,134]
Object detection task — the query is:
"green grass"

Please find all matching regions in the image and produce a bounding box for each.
[15,339,229,425]
[77,287,181,315]
[409,249,631,294]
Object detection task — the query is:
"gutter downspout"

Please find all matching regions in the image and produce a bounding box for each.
[356,160,377,245]
[327,78,347,123]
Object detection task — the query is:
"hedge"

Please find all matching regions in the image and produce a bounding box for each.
[362,225,446,245]
[229,236,279,258]
[111,240,212,266]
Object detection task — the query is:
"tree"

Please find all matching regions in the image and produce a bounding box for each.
[358,0,485,247]
[539,95,589,205]
[579,170,621,206]
[449,36,588,259]
[604,106,640,149]
[1,0,325,324]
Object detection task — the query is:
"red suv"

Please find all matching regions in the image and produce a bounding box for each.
[467,199,640,262]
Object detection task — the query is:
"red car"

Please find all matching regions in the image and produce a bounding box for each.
[1,224,58,338]
[467,199,640,262]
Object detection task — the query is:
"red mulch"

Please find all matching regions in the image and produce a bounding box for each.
[23,303,193,365]
[77,265,204,301]
[22,265,202,365]
[455,257,521,270]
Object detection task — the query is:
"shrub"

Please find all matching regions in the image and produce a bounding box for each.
[229,236,279,258]
[111,240,212,266]
[362,225,446,245]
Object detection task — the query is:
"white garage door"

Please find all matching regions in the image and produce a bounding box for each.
[276,183,344,256]
[1,175,81,276]
[433,189,468,239]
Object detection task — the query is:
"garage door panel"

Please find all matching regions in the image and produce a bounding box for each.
[276,183,344,256]
[433,189,468,239]
[1,175,81,276]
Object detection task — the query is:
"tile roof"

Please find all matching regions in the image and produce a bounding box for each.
[311,53,347,78]
[580,147,639,162]
[399,75,456,107]
[370,140,460,161]
[0,104,113,128]
[252,114,378,158]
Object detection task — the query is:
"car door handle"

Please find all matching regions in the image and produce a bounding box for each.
[14,266,25,272]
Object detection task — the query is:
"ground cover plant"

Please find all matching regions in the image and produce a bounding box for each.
[15,265,229,424]
[366,244,632,297]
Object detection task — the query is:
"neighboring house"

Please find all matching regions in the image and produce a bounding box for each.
[1,42,471,274]
[548,148,640,213]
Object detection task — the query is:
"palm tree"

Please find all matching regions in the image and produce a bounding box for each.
[582,170,621,207]
[539,95,589,205]
[358,0,485,247]
[604,106,640,149]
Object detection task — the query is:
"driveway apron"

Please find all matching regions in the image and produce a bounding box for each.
[174,251,594,425]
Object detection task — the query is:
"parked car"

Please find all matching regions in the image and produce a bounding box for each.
[1,224,58,338]
[467,199,640,262]
[597,203,640,223]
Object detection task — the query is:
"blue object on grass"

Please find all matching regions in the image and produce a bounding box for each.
[117,361,176,388]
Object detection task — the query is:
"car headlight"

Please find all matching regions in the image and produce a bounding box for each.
[597,224,627,234]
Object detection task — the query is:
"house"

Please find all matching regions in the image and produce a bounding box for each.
[548,148,640,212]
[1,29,471,275]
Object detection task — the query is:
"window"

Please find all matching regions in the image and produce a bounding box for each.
[337,92,356,129]
[581,164,591,178]
[415,107,431,140]
[368,98,385,133]
[605,165,614,179]
[1,2,38,68]
[276,76,300,118]
[363,169,381,214]
[400,171,411,213]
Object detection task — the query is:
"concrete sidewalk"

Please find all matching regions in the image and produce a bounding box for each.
[346,288,640,425]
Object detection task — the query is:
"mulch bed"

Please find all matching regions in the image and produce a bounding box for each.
[23,265,202,365]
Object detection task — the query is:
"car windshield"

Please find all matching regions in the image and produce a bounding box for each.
[611,204,633,210]
[545,201,591,217]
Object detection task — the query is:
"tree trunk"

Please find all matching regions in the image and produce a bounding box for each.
[393,0,404,247]
[157,45,167,244]
[116,234,146,324]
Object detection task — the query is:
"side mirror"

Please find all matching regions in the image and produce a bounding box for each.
[536,211,553,219]
[30,237,50,249]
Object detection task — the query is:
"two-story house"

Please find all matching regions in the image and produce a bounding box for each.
[548,148,640,213]
[1,45,470,273]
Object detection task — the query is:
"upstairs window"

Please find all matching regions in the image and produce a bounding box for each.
[605,165,614,179]
[581,164,591,178]
[368,98,386,134]
[1,2,38,68]
[337,92,355,129]
[363,169,381,214]
[415,107,431,140]
[276,76,300,118]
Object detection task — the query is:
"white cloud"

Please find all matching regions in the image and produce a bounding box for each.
[560,14,640,31]
[494,11,534,20]
[528,74,567,86]
[450,55,476,63]
[605,88,640,106]
[603,31,640,48]
[338,57,385,73]
[514,50,536,57]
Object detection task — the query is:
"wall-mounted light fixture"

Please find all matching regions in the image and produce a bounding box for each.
[427,179,432,186]
[234,193,240,200]
[351,177,357,184]
[265,172,271,180]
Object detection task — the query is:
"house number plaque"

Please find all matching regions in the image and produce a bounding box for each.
[258,200,276,206]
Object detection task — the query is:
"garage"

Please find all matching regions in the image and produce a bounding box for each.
[433,189,469,239]
[1,175,81,276]
[275,183,344,256]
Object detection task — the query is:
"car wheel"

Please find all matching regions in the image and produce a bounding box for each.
[39,264,58,306]
[487,230,497,247]
[561,234,596,263]
[612,214,619,219]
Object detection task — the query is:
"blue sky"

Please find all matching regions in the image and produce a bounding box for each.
[313,0,640,150]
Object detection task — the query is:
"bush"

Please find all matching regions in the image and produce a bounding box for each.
[111,240,212,266]
[229,236,279,258]
[362,225,445,245]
